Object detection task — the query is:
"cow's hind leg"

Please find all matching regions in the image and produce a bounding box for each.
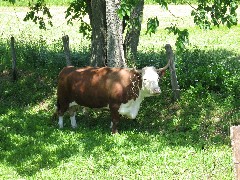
[58,116,64,128]
[109,104,120,134]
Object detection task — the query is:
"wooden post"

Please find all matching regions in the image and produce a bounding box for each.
[230,126,240,180]
[62,35,72,66]
[165,44,180,100]
[10,36,17,81]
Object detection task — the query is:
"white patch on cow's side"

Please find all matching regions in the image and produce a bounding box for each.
[141,66,161,96]
[69,101,78,107]
[58,116,63,128]
[70,112,77,128]
[118,92,144,119]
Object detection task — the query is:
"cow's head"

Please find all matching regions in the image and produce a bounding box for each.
[141,66,161,96]
[137,59,170,96]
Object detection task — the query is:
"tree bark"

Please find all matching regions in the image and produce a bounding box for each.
[90,0,107,67]
[106,0,126,67]
[124,0,144,65]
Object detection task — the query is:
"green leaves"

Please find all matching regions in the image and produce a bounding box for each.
[8,0,16,4]
[65,0,91,39]
[155,0,168,9]
[166,25,189,53]
[192,0,238,29]
[117,0,132,20]
[23,0,52,30]
[191,6,211,29]
[146,17,159,36]
[117,0,141,33]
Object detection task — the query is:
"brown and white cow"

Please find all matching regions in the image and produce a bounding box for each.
[55,61,170,133]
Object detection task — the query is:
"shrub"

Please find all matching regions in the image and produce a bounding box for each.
[176,48,240,99]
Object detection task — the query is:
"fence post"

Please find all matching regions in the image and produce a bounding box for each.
[10,36,17,81]
[62,35,72,66]
[165,44,180,100]
[230,126,240,180]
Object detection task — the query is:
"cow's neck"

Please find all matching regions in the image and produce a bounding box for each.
[118,89,148,119]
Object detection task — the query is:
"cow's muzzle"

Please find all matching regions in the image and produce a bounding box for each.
[153,87,161,94]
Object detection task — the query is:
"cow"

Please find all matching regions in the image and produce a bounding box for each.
[55,60,170,133]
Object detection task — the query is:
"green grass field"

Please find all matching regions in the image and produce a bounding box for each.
[0,4,240,179]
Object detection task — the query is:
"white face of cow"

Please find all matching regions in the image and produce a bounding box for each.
[141,66,161,96]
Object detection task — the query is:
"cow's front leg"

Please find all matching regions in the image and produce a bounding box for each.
[110,104,120,134]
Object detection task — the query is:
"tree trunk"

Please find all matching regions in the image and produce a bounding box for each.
[90,0,107,67]
[106,0,126,67]
[62,35,72,66]
[124,0,144,66]
[90,0,140,68]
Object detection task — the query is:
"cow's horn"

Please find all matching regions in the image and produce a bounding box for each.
[132,68,142,74]
[136,69,142,73]
[157,58,170,73]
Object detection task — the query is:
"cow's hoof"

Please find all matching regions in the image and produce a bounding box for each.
[58,124,63,129]
[72,125,78,129]
[112,130,118,134]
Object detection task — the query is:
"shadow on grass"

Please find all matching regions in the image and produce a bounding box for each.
[0,40,239,177]
[0,110,70,176]
[0,93,238,177]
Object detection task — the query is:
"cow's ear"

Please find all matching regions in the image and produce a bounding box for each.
[135,69,142,74]
[157,69,166,78]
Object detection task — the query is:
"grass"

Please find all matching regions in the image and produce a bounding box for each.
[0,5,240,179]
[0,98,235,179]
